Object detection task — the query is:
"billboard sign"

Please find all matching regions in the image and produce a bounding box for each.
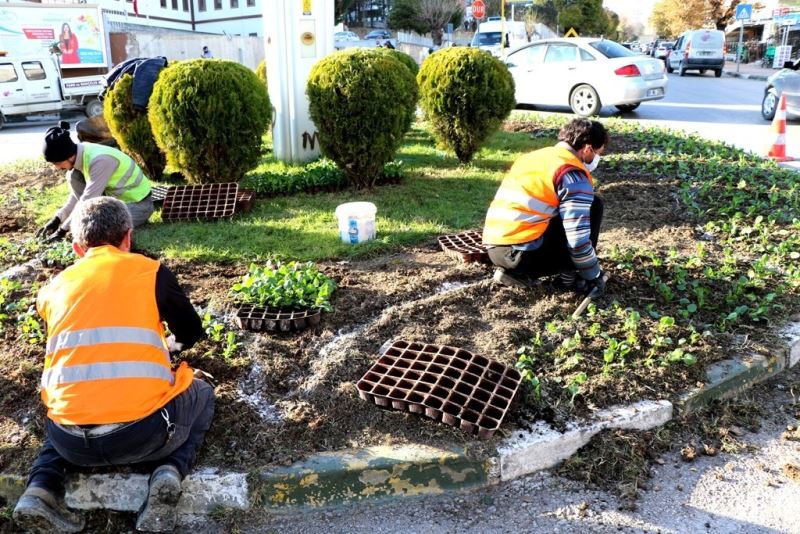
[0,4,106,68]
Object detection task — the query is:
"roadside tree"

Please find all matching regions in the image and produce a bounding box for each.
[388,0,464,47]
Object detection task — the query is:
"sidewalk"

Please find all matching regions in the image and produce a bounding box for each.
[723,59,779,81]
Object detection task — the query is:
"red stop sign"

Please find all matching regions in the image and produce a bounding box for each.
[472,0,485,19]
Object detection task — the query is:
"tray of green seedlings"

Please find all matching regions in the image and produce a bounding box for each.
[230,260,337,333]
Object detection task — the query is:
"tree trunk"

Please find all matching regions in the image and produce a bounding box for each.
[431,28,444,46]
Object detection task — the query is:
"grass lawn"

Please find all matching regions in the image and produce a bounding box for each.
[32,121,546,262]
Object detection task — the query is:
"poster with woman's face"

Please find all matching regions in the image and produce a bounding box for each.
[0,5,106,68]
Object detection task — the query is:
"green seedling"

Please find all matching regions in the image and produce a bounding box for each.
[230,260,337,312]
[564,372,588,404]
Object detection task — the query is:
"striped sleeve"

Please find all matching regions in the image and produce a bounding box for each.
[556,169,601,280]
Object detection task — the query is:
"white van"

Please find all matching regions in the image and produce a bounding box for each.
[0,55,104,129]
[471,20,528,57]
[666,29,725,77]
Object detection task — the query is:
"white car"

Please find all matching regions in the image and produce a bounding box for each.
[505,38,668,116]
[334,31,360,49]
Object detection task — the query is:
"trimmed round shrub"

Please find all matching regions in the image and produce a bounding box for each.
[148,59,271,184]
[255,59,267,85]
[103,74,166,180]
[306,48,417,189]
[376,47,419,77]
[417,48,515,163]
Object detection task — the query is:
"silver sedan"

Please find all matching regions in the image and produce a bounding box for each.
[505,38,668,116]
[762,59,800,120]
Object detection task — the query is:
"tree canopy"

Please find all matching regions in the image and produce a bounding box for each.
[650,0,763,36]
[388,0,464,46]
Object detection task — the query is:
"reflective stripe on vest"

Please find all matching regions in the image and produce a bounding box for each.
[82,143,151,203]
[482,146,592,246]
[46,326,169,360]
[42,361,175,389]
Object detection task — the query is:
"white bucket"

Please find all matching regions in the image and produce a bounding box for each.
[335,201,377,244]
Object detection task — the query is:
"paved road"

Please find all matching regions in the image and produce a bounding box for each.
[0,112,84,165]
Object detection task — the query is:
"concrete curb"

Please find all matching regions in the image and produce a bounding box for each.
[723,69,769,81]
[1,325,798,522]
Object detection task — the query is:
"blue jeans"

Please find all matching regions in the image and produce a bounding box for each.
[27,379,214,496]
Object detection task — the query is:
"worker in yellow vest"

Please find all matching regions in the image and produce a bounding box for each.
[13,197,212,533]
[482,118,608,293]
[36,121,154,242]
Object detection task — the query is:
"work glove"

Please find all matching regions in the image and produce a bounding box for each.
[585,270,607,296]
[166,334,184,354]
[43,228,69,244]
[36,216,61,239]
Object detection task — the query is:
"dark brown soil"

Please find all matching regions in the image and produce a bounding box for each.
[0,123,793,484]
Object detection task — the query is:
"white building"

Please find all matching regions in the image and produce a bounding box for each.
[34,0,264,36]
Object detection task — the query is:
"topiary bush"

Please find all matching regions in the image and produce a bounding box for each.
[306,48,417,189]
[148,59,271,184]
[376,47,419,77]
[103,74,166,180]
[255,59,267,85]
[417,47,515,163]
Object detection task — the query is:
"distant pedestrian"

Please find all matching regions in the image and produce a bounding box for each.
[375,40,383,48]
[201,45,213,58]
[384,40,395,50]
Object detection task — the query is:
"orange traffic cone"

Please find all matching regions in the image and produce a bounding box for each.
[767,93,795,162]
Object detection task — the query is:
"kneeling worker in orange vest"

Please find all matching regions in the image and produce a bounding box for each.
[13,197,212,533]
[482,118,608,293]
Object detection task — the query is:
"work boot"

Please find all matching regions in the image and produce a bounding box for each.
[136,464,183,532]
[552,272,588,294]
[492,267,536,289]
[12,486,85,533]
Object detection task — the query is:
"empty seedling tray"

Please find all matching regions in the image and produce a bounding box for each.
[236,188,256,213]
[234,304,321,333]
[437,230,488,263]
[161,183,238,222]
[356,340,521,438]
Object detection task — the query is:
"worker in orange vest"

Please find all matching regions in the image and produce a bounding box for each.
[482,118,608,293]
[13,197,212,533]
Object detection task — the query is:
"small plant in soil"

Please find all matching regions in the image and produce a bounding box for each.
[230,261,337,312]
[40,241,75,268]
[202,312,240,360]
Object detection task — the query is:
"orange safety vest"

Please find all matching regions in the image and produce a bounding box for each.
[37,246,193,425]
[482,145,593,246]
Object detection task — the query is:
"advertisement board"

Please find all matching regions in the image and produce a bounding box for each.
[0,4,106,68]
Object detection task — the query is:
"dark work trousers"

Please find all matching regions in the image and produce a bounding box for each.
[27,379,214,496]
[488,194,604,279]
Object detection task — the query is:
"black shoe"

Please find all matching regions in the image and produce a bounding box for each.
[492,268,536,288]
[552,275,588,294]
[136,464,183,532]
[13,486,85,533]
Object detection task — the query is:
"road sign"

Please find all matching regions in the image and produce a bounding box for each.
[564,27,579,38]
[735,3,752,21]
[472,0,485,19]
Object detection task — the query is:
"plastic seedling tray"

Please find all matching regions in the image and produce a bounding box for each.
[236,188,256,213]
[234,304,321,333]
[356,340,521,438]
[150,184,170,204]
[161,183,238,222]
[437,230,488,263]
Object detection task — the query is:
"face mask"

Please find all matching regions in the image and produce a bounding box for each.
[585,153,600,172]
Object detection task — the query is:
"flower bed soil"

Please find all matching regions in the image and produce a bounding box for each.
[0,122,795,483]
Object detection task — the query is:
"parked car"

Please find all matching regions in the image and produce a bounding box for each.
[654,42,673,60]
[334,31,359,42]
[666,29,725,77]
[504,38,668,116]
[365,29,391,40]
[761,58,800,120]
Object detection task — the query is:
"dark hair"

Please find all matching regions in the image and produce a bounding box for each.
[70,197,132,249]
[557,118,609,151]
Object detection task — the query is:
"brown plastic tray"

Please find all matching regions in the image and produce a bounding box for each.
[356,340,521,438]
[236,188,256,213]
[161,183,238,222]
[437,231,488,263]
[234,304,321,332]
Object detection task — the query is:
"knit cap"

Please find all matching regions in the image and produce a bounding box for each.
[43,121,77,163]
